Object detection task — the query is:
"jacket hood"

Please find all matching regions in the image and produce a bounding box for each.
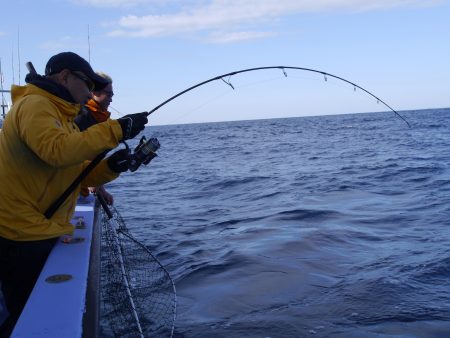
[26,73,76,103]
[11,83,81,118]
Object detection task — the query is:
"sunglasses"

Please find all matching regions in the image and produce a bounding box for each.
[71,71,95,92]
[101,89,114,97]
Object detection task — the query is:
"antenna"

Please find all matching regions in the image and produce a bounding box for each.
[0,57,6,118]
[88,24,91,63]
[17,27,21,85]
[11,48,15,85]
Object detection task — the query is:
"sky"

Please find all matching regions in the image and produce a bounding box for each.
[1,0,450,125]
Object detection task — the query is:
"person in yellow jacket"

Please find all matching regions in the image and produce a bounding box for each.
[0,51,148,336]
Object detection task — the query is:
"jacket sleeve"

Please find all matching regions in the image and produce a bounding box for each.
[16,95,123,167]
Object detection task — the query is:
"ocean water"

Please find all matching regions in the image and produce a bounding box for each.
[106,108,450,338]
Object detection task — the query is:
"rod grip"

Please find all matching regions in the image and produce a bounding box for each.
[26,61,37,75]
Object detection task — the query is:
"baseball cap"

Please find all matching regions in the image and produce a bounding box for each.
[45,52,109,91]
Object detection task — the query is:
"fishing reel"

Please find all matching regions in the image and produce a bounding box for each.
[125,136,160,172]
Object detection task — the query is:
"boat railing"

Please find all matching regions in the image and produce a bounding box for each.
[1,89,10,119]
[10,194,101,337]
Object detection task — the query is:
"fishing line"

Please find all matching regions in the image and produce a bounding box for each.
[109,105,124,117]
[162,75,285,125]
[154,74,376,125]
[146,66,411,128]
[162,88,233,125]
[229,75,288,90]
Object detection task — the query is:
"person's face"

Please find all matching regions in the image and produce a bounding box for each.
[93,83,113,111]
[60,69,94,104]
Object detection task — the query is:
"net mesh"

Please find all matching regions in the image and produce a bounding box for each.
[100,205,176,337]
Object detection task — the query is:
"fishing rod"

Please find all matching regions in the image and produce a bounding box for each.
[42,64,409,218]
[146,66,411,128]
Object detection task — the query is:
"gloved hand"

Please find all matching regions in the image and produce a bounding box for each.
[25,72,42,84]
[117,112,148,140]
[107,148,131,173]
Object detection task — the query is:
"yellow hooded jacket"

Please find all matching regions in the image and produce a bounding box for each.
[0,84,123,241]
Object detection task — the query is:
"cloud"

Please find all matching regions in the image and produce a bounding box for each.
[70,0,160,7]
[206,31,277,44]
[104,0,445,42]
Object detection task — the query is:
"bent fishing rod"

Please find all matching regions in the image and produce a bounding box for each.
[146,66,411,128]
[43,65,410,218]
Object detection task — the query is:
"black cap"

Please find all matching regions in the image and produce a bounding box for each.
[45,52,109,91]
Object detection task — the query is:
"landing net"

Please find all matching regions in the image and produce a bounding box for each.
[100,205,177,337]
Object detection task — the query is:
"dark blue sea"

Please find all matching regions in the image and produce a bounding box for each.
[107,108,450,338]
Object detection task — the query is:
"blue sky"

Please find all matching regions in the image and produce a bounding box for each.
[1,0,449,125]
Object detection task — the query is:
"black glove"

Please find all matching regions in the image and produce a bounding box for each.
[107,148,131,173]
[117,112,148,140]
[25,72,42,84]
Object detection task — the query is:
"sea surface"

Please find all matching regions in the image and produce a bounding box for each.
[106,108,450,338]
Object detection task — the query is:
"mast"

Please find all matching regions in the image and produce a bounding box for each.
[0,57,10,119]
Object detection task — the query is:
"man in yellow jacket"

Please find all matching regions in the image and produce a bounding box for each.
[0,51,148,336]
